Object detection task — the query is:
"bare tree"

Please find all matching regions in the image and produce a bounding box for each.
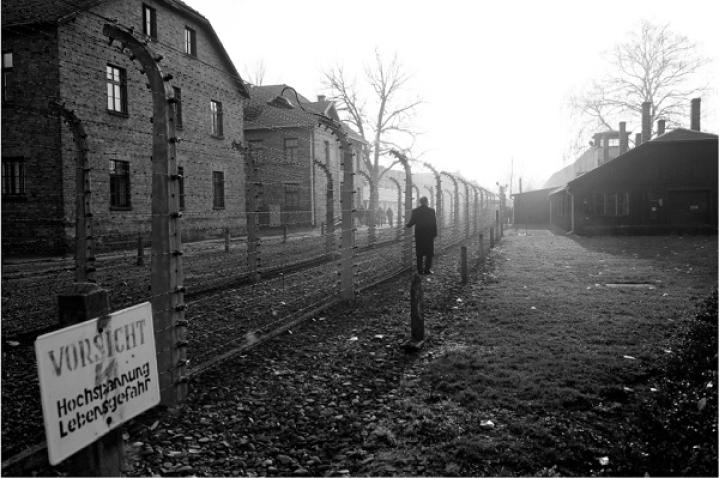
[324,49,422,237]
[571,20,710,142]
[243,59,267,86]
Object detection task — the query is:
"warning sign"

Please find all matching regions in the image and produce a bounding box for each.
[35,302,160,465]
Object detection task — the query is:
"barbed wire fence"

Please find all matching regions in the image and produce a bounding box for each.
[1,8,506,470]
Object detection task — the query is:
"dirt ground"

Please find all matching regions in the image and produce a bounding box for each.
[24,228,718,476]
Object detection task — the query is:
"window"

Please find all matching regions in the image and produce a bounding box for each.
[177,166,185,210]
[106,65,127,114]
[2,52,12,102]
[2,157,25,196]
[593,193,604,216]
[142,4,157,39]
[248,139,264,162]
[324,140,330,164]
[109,160,131,209]
[184,27,196,56]
[173,86,182,128]
[210,100,223,137]
[618,192,629,216]
[606,193,617,217]
[284,183,300,210]
[212,171,224,209]
[284,138,298,162]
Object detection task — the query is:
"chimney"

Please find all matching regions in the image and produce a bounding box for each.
[635,133,642,147]
[619,121,628,154]
[602,134,609,164]
[690,98,701,131]
[317,94,326,102]
[641,101,652,143]
[657,119,666,136]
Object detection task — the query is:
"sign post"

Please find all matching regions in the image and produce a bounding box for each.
[36,298,160,469]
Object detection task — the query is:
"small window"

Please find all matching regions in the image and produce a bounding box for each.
[106,64,127,114]
[142,4,157,39]
[606,193,617,217]
[177,166,185,210]
[184,27,196,56]
[210,100,223,137]
[284,138,298,161]
[173,86,182,129]
[109,160,131,209]
[618,192,629,216]
[2,51,13,102]
[212,171,224,209]
[284,183,300,210]
[248,139,264,162]
[2,157,25,196]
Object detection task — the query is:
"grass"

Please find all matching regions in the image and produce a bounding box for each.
[413,231,717,475]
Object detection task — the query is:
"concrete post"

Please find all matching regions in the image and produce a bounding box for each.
[58,283,122,476]
[339,134,355,300]
[137,232,144,266]
[104,24,187,405]
[410,274,424,342]
[460,246,468,284]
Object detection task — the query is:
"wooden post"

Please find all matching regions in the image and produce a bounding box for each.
[460,246,468,284]
[136,232,144,266]
[410,274,424,342]
[58,283,122,476]
[478,233,484,260]
[224,227,230,252]
[490,227,495,248]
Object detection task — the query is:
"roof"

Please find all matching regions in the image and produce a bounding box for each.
[651,127,717,143]
[2,0,249,98]
[244,84,316,130]
[567,127,718,188]
[510,187,556,198]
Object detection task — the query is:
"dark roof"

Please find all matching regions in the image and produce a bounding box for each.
[567,127,718,188]
[510,187,556,198]
[244,84,316,130]
[2,0,248,98]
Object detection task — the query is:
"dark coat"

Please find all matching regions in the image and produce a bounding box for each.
[406,205,437,255]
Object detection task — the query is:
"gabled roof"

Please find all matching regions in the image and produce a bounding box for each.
[651,128,717,143]
[244,84,316,130]
[2,0,249,98]
[567,127,718,188]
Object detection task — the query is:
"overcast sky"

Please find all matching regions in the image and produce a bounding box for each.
[184,0,719,192]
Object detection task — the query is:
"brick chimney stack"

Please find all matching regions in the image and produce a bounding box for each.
[635,133,642,147]
[619,122,628,154]
[657,119,666,136]
[317,94,326,102]
[641,101,652,143]
[690,98,701,131]
[602,134,609,164]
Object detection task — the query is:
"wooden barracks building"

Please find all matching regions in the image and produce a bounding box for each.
[2,0,249,255]
[513,99,717,235]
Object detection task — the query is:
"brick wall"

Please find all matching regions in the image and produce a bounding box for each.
[1,25,66,255]
[2,0,248,255]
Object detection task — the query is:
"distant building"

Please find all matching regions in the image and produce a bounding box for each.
[511,187,554,225]
[544,130,630,189]
[243,85,367,227]
[2,0,249,254]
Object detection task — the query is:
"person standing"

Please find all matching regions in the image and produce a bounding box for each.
[386,207,394,228]
[406,196,437,275]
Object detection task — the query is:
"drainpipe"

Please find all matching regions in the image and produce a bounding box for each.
[568,189,575,234]
[310,130,316,225]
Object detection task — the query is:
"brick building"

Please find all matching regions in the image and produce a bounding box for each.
[243,85,367,228]
[1,0,249,255]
